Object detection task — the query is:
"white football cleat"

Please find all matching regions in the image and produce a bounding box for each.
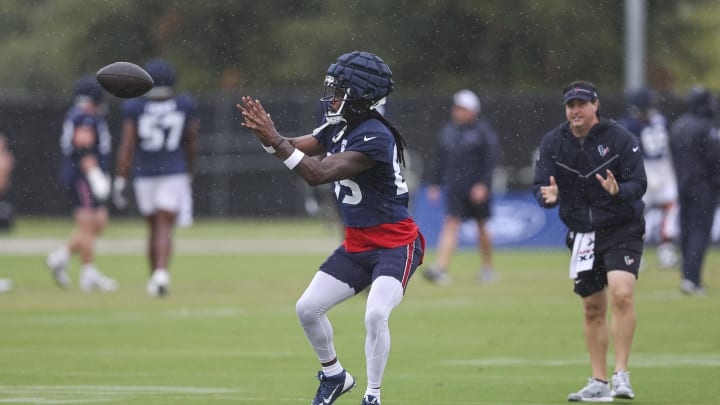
[46,247,71,288]
[79,267,118,292]
[147,270,170,297]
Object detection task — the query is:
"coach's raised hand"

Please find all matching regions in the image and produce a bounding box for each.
[540,176,559,205]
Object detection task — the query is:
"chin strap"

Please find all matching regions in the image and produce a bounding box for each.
[317,97,385,144]
[311,120,349,144]
[311,121,332,136]
[369,97,387,112]
[331,124,348,144]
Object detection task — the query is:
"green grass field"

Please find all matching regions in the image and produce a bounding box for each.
[0,218,718,404]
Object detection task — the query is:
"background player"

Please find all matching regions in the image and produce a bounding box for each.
[0,133,14,231]
[46,76,117,292]
[668,86,720,295]
[113,59,199,297]
[618,88,679,269]
[238,51,424,405]
[0,133,14,292]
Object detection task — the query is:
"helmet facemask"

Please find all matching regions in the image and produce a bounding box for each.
[316,51,394,142]
[321,75,350,125]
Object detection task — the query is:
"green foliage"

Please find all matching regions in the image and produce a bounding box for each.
[0,1,718,97]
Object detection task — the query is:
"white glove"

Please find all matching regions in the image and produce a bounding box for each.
[87,167,110,201]
[112,176,127,209]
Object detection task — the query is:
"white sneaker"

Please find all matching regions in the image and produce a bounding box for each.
[147,270,170,297]
[79,268,118,292]
[422,266,451,286]
[680,279,705,296]
[477,266,499,284]
[567,378,613,402]
[46,247,70,288]
[0,278,13,293]
[611,370,635,399]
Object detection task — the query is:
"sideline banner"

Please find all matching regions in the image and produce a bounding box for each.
[411,185,566,249]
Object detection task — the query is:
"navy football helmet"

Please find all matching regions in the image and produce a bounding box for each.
[145,59,176,98]
[626,88,654,111]
[321,51,393,124]
[687,85,717,118]
[73,76,104,104]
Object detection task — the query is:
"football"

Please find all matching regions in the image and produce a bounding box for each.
[96,61,154,98]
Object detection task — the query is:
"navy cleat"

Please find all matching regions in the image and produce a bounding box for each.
[312,370,355,405]
[361,394,380,404]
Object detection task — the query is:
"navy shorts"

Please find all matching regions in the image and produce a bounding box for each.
[572,217,645,298]
[64,178,104,210]
[319,234,425,294]
[446,191,490,220]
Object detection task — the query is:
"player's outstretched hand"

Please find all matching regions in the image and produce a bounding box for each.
[595,169,619,196]
[236,97,282,146]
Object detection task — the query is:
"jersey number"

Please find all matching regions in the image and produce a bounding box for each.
[640,124,669,159]
[334,179,362,205]
[138,112,186,152]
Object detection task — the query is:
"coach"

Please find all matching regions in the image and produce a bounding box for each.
[533,80,646,402]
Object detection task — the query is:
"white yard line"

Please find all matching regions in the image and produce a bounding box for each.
[0,385,243,404]
[445,353,720,367]
[0,238,337,255]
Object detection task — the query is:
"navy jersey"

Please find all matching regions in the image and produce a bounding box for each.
[122,93,197,177]
[314,119,411,228]
[669,112,720,190]
[618,111,671,161]
[59,106,111,185]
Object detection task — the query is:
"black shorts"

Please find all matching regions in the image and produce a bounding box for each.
[572,217,645,298]
[446,191,490,220]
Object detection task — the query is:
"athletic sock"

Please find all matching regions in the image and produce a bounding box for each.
[81,263,97,274]
[50,246,70,263]
[322,361,344,377]
[365,387,380,398]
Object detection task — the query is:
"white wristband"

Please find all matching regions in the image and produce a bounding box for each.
[283,148,305,170]
[87,167,111,200]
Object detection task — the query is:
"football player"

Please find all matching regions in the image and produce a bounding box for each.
[113,59,199,297]
[669,86,720,295]
[238,51,424,405]
[619,89,679,268]
[47,76,117,292]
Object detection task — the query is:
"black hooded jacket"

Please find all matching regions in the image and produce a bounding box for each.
[669,109,720,193]
[533,119,647,233]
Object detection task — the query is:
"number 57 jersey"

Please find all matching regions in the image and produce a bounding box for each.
[122,93,198,177]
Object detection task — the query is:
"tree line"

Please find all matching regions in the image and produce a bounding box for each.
[0,0,717,100]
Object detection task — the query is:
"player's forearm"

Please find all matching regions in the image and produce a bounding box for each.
[115,147,132,178]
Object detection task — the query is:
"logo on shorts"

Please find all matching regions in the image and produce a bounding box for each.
[597,144,610,157]
[624,256,635,266]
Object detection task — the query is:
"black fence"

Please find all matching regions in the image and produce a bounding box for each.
[0,89,686,217]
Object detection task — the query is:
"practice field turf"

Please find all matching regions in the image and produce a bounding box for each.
[0,218,718,404]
